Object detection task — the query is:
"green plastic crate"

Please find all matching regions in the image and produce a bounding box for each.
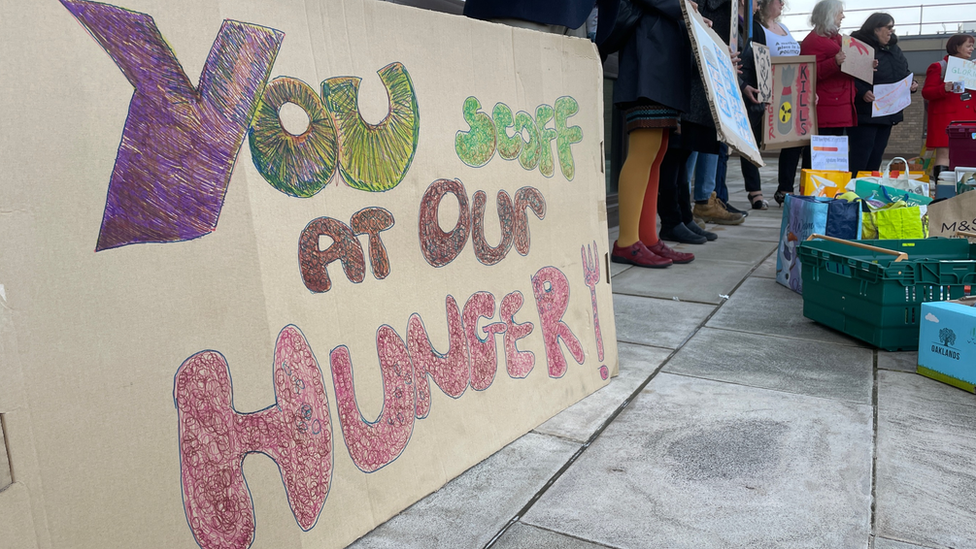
[798,238,976,351]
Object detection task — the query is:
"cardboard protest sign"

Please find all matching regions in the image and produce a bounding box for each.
[811,135,850,172]
[754,43,773,103]
[730,0,740,53]
[763,55,818,150]
[873,73,914,117]
[681,0,764,166]
[944,56,976,91]
[841,34,875,84]
[0,1,617,548]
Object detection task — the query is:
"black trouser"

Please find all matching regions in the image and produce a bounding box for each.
[847,123,893,174]
[658,147,693,230]
[740,157,762,193]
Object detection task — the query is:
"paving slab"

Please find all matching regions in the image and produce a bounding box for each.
[611,259,753,305]
[752,253,777,279]
[874,537,937,549]
[522,373,874,549]
[609,261,632,277]
[492,523,614,549]
[612,294,715,349]
[658,234,775,266]
[708,223,782,242]
[535,342,671,443]
[665,327,874,404]
[877,351,918,373]
[707,276,868,346]
[875,371,976,549]
[348,432,578,549]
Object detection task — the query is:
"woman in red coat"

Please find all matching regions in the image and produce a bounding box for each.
[801,0,856,138]
[923,34,975,180]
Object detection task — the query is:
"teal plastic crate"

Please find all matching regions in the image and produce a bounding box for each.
[798,237,976,351]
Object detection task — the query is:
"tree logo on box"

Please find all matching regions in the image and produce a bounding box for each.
[939,327,956,347]
[933,327,961,360]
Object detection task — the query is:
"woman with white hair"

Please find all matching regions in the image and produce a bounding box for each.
[801,0,856,141]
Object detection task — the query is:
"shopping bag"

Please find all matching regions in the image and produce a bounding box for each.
[854,179,932,210]
[868,157,929,195]
[928,191,976,238]
[854,170,929,183]
[800,169,851,198]
[862,203,925,239]
[777,194,862,294]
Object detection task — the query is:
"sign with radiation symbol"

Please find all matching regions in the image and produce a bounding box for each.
[779,101,792,124]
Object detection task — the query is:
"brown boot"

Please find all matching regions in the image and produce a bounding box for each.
[693,192,745,225]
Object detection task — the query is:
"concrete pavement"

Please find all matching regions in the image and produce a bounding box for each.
[350,158,976,549]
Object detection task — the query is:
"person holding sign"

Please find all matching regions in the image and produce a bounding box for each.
[923,34,975,181]
[847,13,917,174]
[801,1,856,141]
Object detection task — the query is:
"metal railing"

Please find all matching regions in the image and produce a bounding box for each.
[780,2,976,37]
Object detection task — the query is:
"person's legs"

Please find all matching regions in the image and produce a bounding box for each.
[616,128,666,247]
[715,144,730,203]
[777,146,803,197]
[655,147,705,244]
[867,125,892,172]
[693,153,719,202]
[741,156,762,193]
[846,124,877,175]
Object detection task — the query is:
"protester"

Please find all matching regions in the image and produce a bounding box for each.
[598,0,695,268]
[923,33,975,181]
[801,0,856,167]
[462,0,593,36]
[757,0,806,205]
[848,13,918,174]
[738,0,770,210]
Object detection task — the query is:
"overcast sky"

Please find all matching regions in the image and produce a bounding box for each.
[776,0,976,39]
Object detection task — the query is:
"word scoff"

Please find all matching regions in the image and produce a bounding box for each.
[63,0,420,250]
[175,267,584,548]
[455,97,584,181]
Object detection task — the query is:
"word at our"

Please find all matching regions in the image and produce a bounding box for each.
[455,96,584,181]
[175,270,585,549]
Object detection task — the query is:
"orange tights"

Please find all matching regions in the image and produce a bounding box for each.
[616,128,669,247]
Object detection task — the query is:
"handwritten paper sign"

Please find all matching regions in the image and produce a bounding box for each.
[754,43,773,103]
[681,0,764,166]
[0,1,617,548]
[873,73,913,117]
[811,135,850,171]
[944,56,976,91]
[841,35,875,84]
[763,55,818,150]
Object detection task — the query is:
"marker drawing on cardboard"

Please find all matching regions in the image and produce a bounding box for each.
[763,55,818,150]
[680,0,764,166]
[754,43,773,103]
[841,34,875,84]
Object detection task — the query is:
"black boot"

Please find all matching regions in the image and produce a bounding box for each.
[684,221,718,241]
[660,223,707,244]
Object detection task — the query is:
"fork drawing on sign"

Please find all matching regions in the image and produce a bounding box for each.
[582,240,604,361]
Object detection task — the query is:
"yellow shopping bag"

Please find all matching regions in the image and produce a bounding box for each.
[800,169,851,198]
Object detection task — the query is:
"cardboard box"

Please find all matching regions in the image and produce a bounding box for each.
[799,169,851,198]
[918,298,976,393]
[0,1,617,548]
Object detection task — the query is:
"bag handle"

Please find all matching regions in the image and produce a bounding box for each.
[806,234,908,262]
[883,157,910,181]
[956,231,976,239]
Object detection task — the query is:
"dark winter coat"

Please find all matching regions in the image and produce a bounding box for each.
[463,0,594,29]
[850,31,913,126]
[604,0,693,114]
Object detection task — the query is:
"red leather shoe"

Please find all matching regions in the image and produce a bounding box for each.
[611,240,672,268]
[646,240,694,264]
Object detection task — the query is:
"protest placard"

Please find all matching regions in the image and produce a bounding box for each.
[944,56,976,91]
[841,34,875,84]
[0,1,617,548]
[873,73,913,117]
[681,0,764,166]
[754,44,773,103]
[811,135,850,172]
[763,55,818,150]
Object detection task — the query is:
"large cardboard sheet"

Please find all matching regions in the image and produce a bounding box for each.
[681,0,764,167]
[0,1,617,548]
[763,55,818,150]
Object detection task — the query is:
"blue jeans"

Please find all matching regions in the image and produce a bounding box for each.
[715,144,729,203]
[693,152,718,202]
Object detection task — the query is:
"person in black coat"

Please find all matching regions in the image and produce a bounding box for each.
[463,0,594,33]
[847,13,919,174]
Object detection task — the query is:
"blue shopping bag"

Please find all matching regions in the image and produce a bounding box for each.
[776,194,862,293]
